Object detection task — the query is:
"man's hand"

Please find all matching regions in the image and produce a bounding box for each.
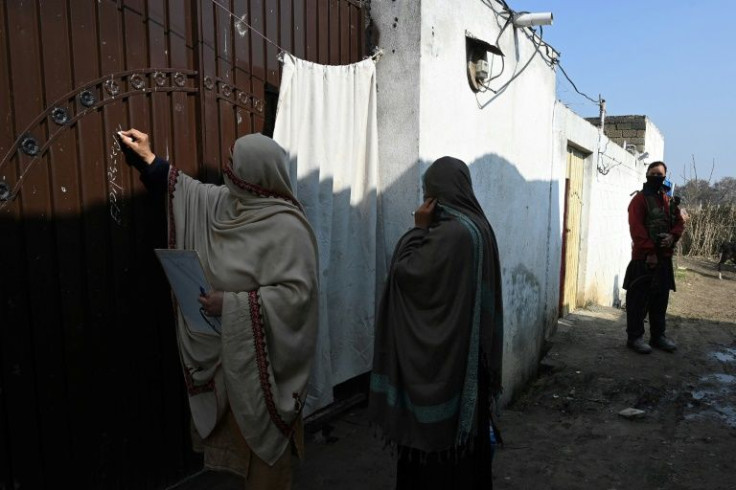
[414,198,437,229]
[645,253,658,269]
[658,233,674,248]
[118,129,156,165]
[198,290,224,317]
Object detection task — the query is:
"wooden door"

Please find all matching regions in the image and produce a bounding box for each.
[559,146,585,317]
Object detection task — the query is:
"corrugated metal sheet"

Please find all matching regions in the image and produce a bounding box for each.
[0,1,366,488]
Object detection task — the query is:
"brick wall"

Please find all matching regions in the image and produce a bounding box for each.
[585,115,647,154]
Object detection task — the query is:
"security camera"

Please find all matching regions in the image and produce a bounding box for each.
[512,12,553,27]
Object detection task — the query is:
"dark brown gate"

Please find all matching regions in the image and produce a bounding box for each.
[0,1,366,488]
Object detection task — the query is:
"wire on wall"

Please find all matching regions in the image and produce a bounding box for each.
[474,22,550,107]
[479,0,601,111]
[555,63,599,105]
[210,0,381,64]
[209,0,286,54]
[597,139,624,175]
[481,0,619,179]
[479,0,626,183]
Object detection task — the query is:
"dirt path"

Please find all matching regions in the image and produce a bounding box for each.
[174,255,736,489]
[494,255,736,490]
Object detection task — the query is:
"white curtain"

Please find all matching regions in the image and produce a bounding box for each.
[273,53,379,415]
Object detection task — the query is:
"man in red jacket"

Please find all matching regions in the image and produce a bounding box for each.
[623,161,685,354]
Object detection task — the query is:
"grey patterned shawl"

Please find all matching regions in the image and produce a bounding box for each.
[167,133,319,466]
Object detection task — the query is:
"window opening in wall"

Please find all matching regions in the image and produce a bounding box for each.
[465,32,503,93]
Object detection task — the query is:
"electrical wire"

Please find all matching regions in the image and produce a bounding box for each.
[484,0,607,174]
[555,62,599,105]
[598,152,626,175]
[478,41,538,96]
[475,9,554,99]
[479,0,601,109]
[476,23,545,99]
[209,0,286,54]
[495,14,513,45]
[486,55,505,84]
[210,0,376,60]
[492,0,512,12]
[2,0,378,211]
[1,0,282,212]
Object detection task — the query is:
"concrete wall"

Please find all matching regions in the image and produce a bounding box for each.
[372,0,657,402]
[373,0,560,402]
[644,118,665,163]
[585,115,664,164]
[371,0,424,284]
[555,105,646,309]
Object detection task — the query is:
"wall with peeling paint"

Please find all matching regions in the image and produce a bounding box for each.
[373,0,561,403]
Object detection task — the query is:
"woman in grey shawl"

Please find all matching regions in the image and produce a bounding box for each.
[369,156,503,489]
[119,129,318,489]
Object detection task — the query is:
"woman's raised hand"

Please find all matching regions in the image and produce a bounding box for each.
[414,198,437,229]
[118,128,156,165]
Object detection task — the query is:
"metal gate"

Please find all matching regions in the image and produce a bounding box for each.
[559,146,585,317]
[0,1,366,488]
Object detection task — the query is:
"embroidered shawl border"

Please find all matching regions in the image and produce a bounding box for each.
[223,164,302,210]
[247,290,294,437]
[167,166,180,249]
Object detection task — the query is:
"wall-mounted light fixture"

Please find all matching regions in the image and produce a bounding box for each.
[512,12,553,27]
[466,32,504,93]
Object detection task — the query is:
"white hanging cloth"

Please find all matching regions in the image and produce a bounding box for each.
[273,53,379,415]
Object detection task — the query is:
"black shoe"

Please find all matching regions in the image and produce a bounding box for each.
[651,336,677,352]
[627,337,652,354]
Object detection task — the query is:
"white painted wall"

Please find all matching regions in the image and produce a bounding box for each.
[372,0,656,403]
[374,0,561,402]
[645,117,665,162]
[372,0,423,284]
[554,104,647,310]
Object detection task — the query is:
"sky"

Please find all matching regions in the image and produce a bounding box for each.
[517,0,736,185]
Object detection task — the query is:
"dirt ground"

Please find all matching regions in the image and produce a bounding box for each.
[173,255,736,490]
[492,255,736,490]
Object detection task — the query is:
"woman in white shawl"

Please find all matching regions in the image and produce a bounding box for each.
[119,129,318,489]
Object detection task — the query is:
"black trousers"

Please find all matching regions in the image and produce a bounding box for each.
[395,430,493,490]
[396,375,494,490]
[623,257,675,340]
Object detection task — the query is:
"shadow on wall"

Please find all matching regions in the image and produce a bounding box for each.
[0,150,560,487]
[470,153,561,402]
[378,152,561,404]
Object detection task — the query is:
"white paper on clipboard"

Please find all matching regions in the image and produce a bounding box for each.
[154,249,221,335]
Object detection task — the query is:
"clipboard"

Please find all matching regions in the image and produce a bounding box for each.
[154,249,221,335]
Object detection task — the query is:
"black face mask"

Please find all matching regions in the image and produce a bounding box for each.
[646,175,666,189]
